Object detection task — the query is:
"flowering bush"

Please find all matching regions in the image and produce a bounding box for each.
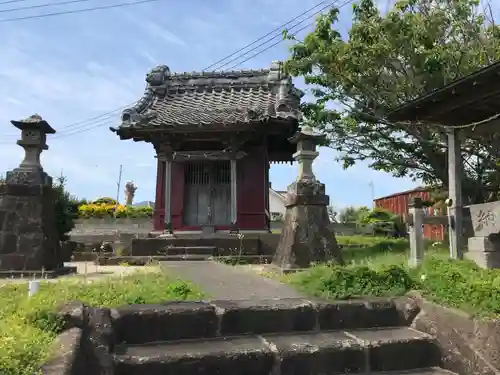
[92,197,117,205]
[77,203,152,218]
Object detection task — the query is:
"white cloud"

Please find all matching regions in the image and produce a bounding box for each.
[122,15,187,47]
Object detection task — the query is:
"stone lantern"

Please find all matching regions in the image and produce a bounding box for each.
[288,125,324,181]
[5,114,55,186]
[272,126,344,270]
[0,115,72,276]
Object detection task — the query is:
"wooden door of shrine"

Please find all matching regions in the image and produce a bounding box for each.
[183,160,231,227]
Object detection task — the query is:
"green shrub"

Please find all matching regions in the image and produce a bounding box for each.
[417,257,500,317]
[337,236,409,263]
[92,197,117,205]
[288,263,415,300]
[286,238,500,318]
[360,208,406,237]
[77,203,152,218]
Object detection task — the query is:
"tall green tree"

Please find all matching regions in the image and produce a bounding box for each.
[52,176,79,242]
[284,0,500,204]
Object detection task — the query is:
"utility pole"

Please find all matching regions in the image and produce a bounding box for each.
[114,165,123,217]
[369,180,375,208]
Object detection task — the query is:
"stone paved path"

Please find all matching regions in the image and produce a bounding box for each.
[160,261,306,300]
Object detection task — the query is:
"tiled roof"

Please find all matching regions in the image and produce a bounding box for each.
[111,61,303,135]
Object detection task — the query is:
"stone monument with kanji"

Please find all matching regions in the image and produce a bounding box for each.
[0,115,73,277]
[272,126,344,270]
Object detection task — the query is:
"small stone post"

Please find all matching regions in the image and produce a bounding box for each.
[272,126,344,270]
[0,115,63,274]
[408,197,424,268]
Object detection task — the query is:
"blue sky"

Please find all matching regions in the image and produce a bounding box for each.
[0,0,420,208]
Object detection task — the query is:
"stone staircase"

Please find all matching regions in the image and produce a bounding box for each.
[156,245,216,261]
[131,235,262,257]
[108,298,458,375]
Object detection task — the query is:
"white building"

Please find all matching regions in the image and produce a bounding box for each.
[269,186,287,221]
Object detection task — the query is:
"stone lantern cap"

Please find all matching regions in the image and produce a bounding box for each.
[288,125,325,144]
[288,125,326,152]
[11,114,56,134]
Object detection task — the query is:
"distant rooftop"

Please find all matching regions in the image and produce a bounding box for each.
[133,200,154,207]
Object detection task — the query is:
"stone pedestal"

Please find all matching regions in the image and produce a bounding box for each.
[0,183,61,271]
[272,126,344,270]
[0,115,74,276]
[465,235,500,269]
[464,201,500,268]
[272,179,343,269]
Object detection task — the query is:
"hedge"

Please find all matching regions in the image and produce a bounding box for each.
[77,203,152,218]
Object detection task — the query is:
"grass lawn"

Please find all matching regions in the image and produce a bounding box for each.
[0,268,204,375]
[280,236,500,319]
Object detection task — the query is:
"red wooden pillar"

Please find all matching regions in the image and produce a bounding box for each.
[153,157,166,231]
[171,162,185,230]
[237,145,267,230]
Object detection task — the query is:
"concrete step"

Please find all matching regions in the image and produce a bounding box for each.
[111,298,405,345]
[155,254,212,261]
[158,246,216,255]
[131,237,260,256]
[95,255,212,265]
[112,327,442,375]
[377,369,457,375]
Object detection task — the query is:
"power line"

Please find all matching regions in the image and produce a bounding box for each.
[0,0,160,23]
[216,1,335,71]
[223,0,354,71]
[0,0,27,5]
[1,110,122,140]
[204,0,328,71]
[53,119,115,139]
[226,22,314,70]
[0,0,95,14]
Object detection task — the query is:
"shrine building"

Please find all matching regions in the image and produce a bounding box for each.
[111,62,302,233]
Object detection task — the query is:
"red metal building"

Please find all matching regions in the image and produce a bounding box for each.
[374,187,445,241]
[111,63,301,233]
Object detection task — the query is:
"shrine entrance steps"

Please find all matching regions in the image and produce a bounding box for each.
[130,232,280,259]
[111,297,456,375]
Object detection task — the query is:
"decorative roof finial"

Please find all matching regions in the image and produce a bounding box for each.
[268,61,282,81]
[146,65,171,86]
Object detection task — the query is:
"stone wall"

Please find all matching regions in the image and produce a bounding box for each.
[404,293,500,375]
[40,327,85,375]
[70,218,375,238]
[71,218,153,235]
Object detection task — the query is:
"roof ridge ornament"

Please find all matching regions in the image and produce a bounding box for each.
[146,65,171,86]
[268,60,283,81]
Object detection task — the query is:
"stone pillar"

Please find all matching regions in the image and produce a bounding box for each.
[408,197,424,268]
[272,126,344,270]
[0,115,64,274]
[230,158,238,225]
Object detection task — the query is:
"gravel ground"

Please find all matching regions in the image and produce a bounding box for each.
[0,262,158,285]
